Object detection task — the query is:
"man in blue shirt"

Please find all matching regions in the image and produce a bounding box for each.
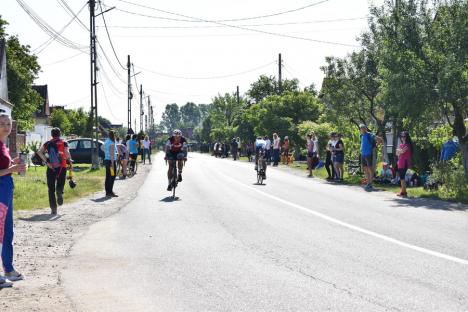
[128,134,139,173]
[360,124,381,191]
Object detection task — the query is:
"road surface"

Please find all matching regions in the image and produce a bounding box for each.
[63,153,468,311]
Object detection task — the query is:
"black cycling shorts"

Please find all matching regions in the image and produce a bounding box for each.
[166,151,185,161]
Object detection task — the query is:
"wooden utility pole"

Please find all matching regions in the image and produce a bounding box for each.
[278,53,283,95]
[127,55,132,131]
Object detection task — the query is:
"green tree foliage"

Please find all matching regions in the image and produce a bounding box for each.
[180,102,201,128]
[161,103,180,132]
[0,16,42,131]
[50,109,71,135]
[247,75,299,103]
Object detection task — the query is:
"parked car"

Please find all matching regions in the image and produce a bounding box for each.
[68,138,105,164]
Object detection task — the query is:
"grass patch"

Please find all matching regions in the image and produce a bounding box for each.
[13,165,105,211]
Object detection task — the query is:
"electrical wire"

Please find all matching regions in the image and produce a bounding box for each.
[98,17,367,29]
[56,0,89,31]
[96,40,127,84]
[116,0,330,23]
[135,61,275,80]
[16,0,88,52]
[98,1,126,70]
[97,70,121,121]
[42,52,84,66]
[112,2,359,47]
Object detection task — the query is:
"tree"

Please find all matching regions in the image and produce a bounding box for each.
[161,103,180,132]
[180,102,201,128]
[0,16,42,131]
[247,75,299,103]
[50,109,71,135]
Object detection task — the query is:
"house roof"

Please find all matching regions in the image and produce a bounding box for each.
[32,84,50,117]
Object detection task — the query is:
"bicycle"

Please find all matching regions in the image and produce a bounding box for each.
[166,159,184,199]
[256,153,265,185]
[128,154,138,177]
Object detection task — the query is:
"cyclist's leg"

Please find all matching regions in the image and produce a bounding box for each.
[176,160,184,182]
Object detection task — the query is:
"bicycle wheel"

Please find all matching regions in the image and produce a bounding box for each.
[172,165,178,198]
[134,159,138,174]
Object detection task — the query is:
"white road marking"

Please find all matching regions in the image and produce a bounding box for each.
[217,170,468,266]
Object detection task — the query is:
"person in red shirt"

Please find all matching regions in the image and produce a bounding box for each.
[165,129,188,191]
[37,128,72,214]
[0,113,26,285]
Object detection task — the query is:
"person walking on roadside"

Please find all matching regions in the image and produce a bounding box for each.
[236,137,241,159]
[246,141,253,162]
[0,113,26,286]
[143,136,152,165]
[272,133,280,166]
[37,127,72,215]
[396,131,413,197]
[306,133,319,177]
[333,133,345,181]
[104,130,118,197]
[282,136,290,165]
[325,133,336,180]
[359,124,381,191]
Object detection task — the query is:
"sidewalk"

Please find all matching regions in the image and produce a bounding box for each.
[0,163,153,311]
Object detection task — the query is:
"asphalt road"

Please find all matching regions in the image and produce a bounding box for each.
[63,153,468,312]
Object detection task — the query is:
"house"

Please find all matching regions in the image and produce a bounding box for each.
[26,85,52,145]
[0,39,13,116]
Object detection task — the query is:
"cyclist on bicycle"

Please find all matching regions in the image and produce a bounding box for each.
[165,129,188,191]
[254,136,267,179]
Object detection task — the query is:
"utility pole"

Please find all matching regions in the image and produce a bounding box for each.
[236,86,240,106]
[150,105,154,132]
[127,55,131,131]
[278,53,283,95]
[89,0,99,169]
[146,95,151,132]
[139,84,143,132]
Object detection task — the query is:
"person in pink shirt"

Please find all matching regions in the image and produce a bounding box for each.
[396,131,413,197]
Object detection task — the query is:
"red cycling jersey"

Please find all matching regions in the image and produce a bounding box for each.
[168,136,187,153]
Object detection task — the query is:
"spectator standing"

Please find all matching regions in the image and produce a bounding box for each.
[306,132,318,178]
[0,113,26,285]
[264,136,272,164]
[246,141,253,162]
[104,130,118,197]
[231,138,238,160]
[282,136,290,165]
[272,133,280,166]
[333,133,345,181]
[143,136,152,164]
[128,134,139,173]
[359,124,381,191]
[37,128,72,215]
[117,137,129,179]
[236,137,241,159]
[325,133,336,180]
[396,131,413,197]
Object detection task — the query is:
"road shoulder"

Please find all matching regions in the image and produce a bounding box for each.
[0,163,153,311]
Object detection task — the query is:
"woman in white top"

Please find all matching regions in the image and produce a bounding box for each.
[272,133,281,166]
[142,136,151,164]
[306,133,319,177]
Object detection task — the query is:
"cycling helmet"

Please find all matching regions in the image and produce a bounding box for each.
[173,129,182,136]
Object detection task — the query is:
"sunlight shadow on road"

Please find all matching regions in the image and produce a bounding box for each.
[91,196,112,203]
[160,196,181,202]
[19,214,61,222]
[253,183,267,186]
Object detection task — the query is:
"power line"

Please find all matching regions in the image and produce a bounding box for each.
[135,61,276,80]
[56,0,89,31]
[116,0,330,23]
[42,52,83,66]
[34,2,88,54]
[97,70,121,121]
[98,17,367,29]
[112,2,359,47]
[98,1,126,70]
[15,0,87,52]
[96,40,127,84]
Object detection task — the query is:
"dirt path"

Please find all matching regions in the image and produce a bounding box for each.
[0,163,153,311]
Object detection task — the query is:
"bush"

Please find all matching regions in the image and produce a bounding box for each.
[430,156,468,202]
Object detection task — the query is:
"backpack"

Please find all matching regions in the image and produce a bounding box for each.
[46,139,65,169]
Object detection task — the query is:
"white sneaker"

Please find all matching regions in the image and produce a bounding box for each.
[0,276,13,288]
[5,270,24,281]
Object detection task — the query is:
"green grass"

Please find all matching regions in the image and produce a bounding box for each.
[236,156,467,204]
[13,165,105,211]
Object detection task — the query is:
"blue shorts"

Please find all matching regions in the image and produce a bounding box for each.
[334,153,344,164]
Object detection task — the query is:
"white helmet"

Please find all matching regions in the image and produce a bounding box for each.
[173,129,182,135]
